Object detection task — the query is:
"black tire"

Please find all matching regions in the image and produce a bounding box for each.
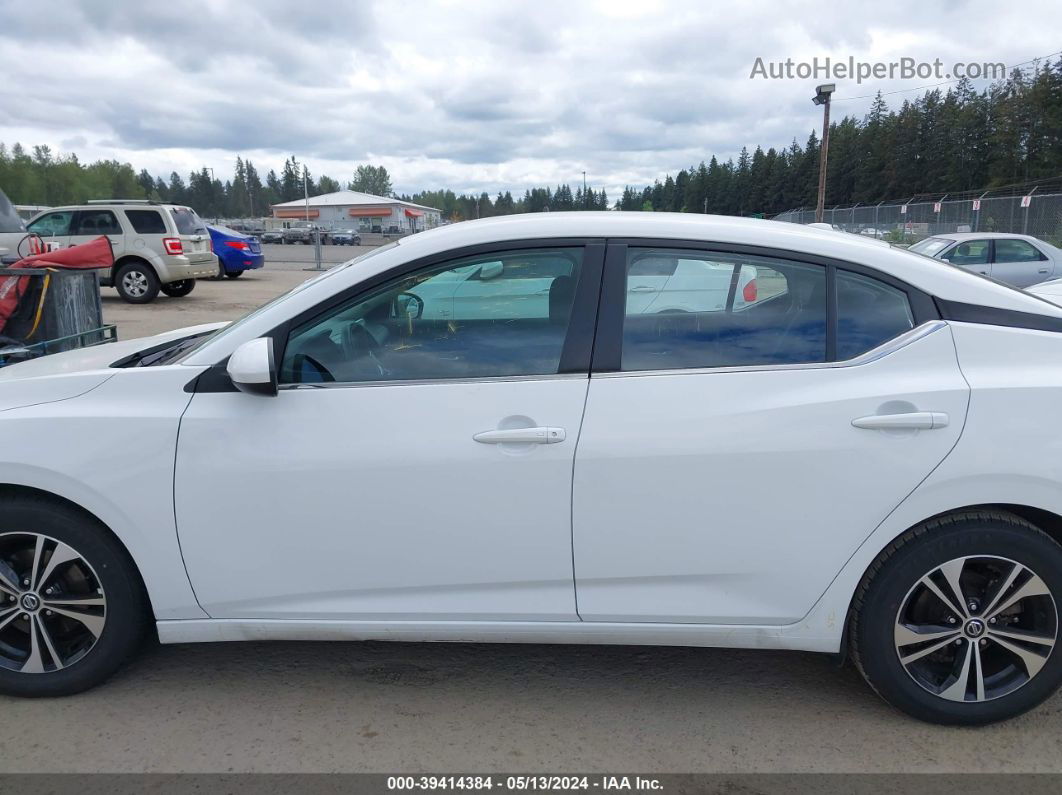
[114,261,160,303]
[852,510,1062,725]
[0,495,148,697]
[225,270,243,279]
[160,279,196,298]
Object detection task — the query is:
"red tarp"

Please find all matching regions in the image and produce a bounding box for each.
[0,236,114,333]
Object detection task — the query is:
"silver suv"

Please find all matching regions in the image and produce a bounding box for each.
[26,200,219,303]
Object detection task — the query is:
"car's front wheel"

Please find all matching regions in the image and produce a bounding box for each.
[160,279,196,298]
[0,495,147,697]
[114,261,160,303]
[852,511,1062,725]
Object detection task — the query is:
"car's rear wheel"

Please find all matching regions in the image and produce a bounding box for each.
[0,496,147,697]
[114,261,160,303]
[160,279,196,298]
[225,271,243,279]
[852,511,1062,725]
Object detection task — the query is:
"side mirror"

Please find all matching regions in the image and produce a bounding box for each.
[479,261,504,280]
[227,338,277,396]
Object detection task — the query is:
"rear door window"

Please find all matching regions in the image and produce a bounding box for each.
[994,239,1045,263]
[125,209,167,234]
[74,210,122,236]
[620,248,827,371]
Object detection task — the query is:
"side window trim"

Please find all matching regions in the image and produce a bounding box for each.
[591,239,937,375]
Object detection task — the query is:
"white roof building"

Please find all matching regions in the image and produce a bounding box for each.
[271,190,441,233]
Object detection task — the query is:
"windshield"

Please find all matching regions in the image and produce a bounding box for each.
[171,206,208,235]
[0,189,26,234]
[908,237,951,257]
[173,242,400,362]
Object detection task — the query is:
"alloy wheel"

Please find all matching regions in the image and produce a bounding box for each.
[121,270,148,298]
[0,532,107,673]
[895,555,1056,702]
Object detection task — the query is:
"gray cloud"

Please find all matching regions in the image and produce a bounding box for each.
[0,0,1058,198]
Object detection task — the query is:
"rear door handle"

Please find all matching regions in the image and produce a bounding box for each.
[852,412,949,430]
[473,427,566,444]
[630,285,656,292]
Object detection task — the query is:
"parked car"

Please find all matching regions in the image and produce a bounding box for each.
[259,230,284,244]
[909,233,1062,288]
[26,200,217,303]
[208,225,264,279]
[6,212,1062,726]
[1025,277,1062,306]
[331,229,362,246]
[0,188,35,260]
[282,224,329,245]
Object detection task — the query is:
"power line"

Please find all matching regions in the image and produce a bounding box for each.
[832,49,1062,102]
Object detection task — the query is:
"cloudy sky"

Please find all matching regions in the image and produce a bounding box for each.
[1,0,1059,198]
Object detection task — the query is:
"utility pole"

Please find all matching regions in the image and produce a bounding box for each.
[583,171,587,209]
[303,165,324,272]
[812,84,835,224]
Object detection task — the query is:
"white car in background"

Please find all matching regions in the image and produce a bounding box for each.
[4,213,1062,728]
[909,233,1062,288]
[1025,277,1062,307]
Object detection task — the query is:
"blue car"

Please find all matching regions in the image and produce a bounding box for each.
[208,224,264,278]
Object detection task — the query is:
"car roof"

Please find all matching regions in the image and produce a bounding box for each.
[928,232,1036,241]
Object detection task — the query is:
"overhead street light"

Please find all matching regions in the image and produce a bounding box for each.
[812,83,835,224]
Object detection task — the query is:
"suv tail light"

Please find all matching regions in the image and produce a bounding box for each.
[225,241,250,251]
[163,238,184,256]
[742,279,758,303]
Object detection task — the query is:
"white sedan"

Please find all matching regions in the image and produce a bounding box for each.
[2,212,1062,726]
[909,232,1062,288]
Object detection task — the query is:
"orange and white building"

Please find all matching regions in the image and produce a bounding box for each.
[271,190,441,234]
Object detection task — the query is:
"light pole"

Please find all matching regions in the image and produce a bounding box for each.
[812,83,835,224]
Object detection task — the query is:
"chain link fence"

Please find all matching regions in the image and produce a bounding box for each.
[773,190,1062,246]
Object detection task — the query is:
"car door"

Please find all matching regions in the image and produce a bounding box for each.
[991,238,1052,287]
[174,243,603,621]
[572,243,969,625]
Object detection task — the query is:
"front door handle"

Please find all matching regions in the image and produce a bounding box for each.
[629,285,656,292]
[473,427,566,444]
[852,412,949,430]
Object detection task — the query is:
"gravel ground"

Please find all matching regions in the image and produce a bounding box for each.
[2,640,1062,773]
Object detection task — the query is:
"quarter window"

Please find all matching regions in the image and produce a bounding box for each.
[620,249,827,371]
[836,270,914,360]
[280,248,584,384]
